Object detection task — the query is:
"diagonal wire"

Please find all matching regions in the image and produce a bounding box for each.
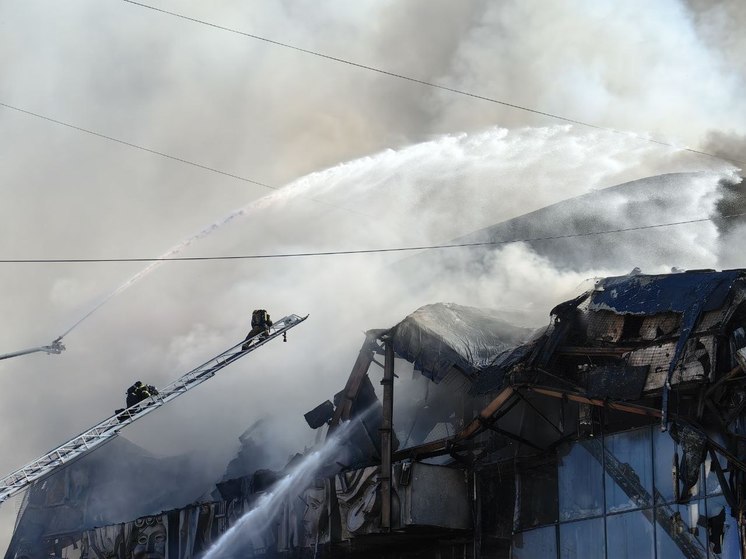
[120,0,745,167]
[0,101,273,190]
[0,101,372,218]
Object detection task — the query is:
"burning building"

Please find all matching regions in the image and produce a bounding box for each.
[8,269,746,558]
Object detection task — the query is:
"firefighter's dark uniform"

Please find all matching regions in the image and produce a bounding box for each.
[243,309,273,349]
[117,381,158,421]
[126,381,158,408]
[126,381,143,408]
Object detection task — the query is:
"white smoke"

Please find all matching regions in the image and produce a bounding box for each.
[2,0,746,551]
[109,125,738,465]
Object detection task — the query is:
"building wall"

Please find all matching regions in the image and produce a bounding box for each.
[512,426,740,559]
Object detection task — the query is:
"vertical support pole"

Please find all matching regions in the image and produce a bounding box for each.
[381,338,395,531]
[472,470,482,559]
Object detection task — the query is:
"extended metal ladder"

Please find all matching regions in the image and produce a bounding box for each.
[0,313,308,504]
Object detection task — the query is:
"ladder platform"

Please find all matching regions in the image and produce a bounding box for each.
[0,313,308,504]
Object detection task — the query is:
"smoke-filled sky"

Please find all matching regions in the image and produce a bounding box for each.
[1,0,745,550]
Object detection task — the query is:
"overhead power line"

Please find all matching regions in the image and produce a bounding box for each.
[0,213,742,264]
[0,102,371,218]
[0,102,274,190]
[121,0,744,167]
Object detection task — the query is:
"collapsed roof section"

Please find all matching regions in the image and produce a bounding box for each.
[471,269,746,400]
[387,302,534,383]
[300,272,746,556]
[320,274,746,462]
[327,270,746,479]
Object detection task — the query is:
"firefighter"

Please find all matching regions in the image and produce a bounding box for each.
[125,381,158,408]
[242,309,273,350]
[117,381,158,422]
[126,381,143,408]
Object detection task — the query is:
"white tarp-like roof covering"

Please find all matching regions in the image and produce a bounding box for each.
[388,303,532,383]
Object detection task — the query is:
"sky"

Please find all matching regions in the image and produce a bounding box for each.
[1,0,745,551]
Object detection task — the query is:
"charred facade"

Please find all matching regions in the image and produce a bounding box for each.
[9,270,746,558]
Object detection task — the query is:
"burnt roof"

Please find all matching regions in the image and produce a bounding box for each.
[588,269,744,316]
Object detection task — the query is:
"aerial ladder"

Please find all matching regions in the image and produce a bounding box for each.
[0,313,307,504]
[0,338,65,361]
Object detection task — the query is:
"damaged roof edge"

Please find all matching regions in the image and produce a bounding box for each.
[589,270,743,316]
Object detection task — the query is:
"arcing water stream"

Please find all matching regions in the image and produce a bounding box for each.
[56,206,254,340]
[203,419,356,558]
[46,126,733,360]
[55,126,738,341]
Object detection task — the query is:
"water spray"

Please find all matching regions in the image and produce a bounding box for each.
[203,408,372,558]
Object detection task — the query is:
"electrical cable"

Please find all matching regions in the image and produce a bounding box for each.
[0,102,274,190]
[0,101,372,218]
[1,212,743,264]
[120,0,745,167]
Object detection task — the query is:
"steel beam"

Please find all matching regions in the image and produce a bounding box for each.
[380,338,395,531]
[329,336,376,428]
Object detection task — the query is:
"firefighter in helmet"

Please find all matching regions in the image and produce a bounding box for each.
[126,381,143,408]
[242,309,273,350]
[126,381,158,408]
[117,381,158,421]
